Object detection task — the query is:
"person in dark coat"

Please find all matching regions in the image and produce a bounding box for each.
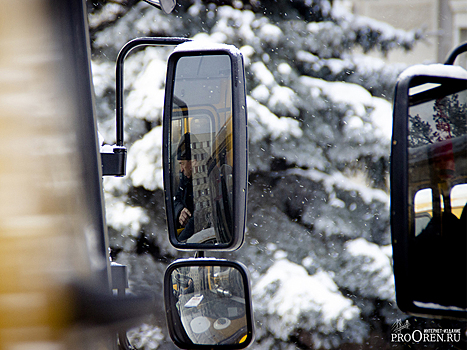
[174,133,195,241]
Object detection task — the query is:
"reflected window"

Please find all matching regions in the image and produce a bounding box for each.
[451,183,467,219]
[414,188,433,237]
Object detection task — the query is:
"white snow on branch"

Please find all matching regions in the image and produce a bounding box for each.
[105,200,150,237]
[126,126,164,191]
[300,76,392,140]
[259,23,283,45]
[125,49,168,123]
[300,76,372,117]
[253,258,360,341]
[268,85,300,117]
[247,97,303,142]
[288,168,389,205]
[251,61,275,88]
[213,6,257,42]
[370,97,393,141]
[339,238,395,300]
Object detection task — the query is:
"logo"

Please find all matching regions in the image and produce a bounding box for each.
[391,319,462,343]
[391,319,410,334]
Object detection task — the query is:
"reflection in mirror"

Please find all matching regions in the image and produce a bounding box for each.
[408,80,467,310]
[409,83,441,96]
[165,262,252,348]
[170,55,234,245]
[414,188,433,237]
[451,183,467,218]
[142,0,177,13]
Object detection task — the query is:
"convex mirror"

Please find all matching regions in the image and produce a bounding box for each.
[163,44,248,250]
[164,259,254,349]
[391,63,467,319]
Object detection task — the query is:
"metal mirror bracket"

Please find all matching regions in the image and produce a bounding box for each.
[445,41,467,65]
[101,37,191,177]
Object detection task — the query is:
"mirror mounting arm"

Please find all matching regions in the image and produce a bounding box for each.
[101,37,191,177]
[116,37,191,147]
[194,251,205,258]
[444,41,467,65]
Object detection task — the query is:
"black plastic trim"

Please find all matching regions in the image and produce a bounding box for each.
[101,148,127,176]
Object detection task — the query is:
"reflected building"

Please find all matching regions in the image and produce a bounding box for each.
[191,134,213,236]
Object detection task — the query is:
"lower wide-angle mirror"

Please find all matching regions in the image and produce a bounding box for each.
[391,64,467,319]
[164,259,254,349]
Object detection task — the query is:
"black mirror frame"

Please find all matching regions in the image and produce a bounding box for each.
[162,45,248,251]
[163,258,255,350]
[391,63,467,319]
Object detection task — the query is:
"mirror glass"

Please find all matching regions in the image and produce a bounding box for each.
[169,54,234,245]
[165,264,251,347]
[407,78,467,310]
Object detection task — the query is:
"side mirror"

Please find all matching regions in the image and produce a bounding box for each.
[142,0,177,14]
[163,44,248,250]
[391,63,467,319]
[164,259,254,349]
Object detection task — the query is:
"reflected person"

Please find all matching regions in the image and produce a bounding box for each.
[413,199,467,308]
[174,133,195,241]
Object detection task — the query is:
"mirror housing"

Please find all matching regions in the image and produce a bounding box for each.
[163,44,248,251]
[164,258,254,349]
[142,0,177,14]
[391,63,467,319]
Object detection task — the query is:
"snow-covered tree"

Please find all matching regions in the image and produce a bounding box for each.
[88,1,426,349]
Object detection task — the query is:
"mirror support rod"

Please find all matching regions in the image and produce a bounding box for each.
[445,41,467,65]
[194,251,205,258]
[115,37,191,147]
